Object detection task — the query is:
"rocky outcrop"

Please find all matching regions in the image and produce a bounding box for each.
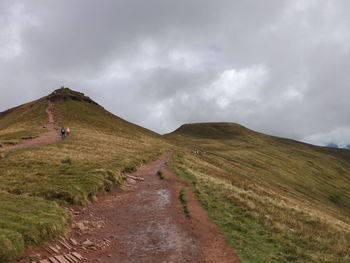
[48,87,97,105]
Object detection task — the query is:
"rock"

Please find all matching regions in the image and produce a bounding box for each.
[127,178,136,184]
[69,238,78,246]
[48,246,59,253]
[64,254,77,263]
[75,222,88,231]
[82,239,95,247]
[127,175,144,181]
[48,256,60,263]
[54,255,70,263]
[71,252,83,260]
[29,254,41,260]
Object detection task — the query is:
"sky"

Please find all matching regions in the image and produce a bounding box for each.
[1,0,350,146]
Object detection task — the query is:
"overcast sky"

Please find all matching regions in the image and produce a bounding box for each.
[1,0,350,146]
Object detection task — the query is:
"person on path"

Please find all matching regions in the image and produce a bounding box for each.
[60,127,66,139]
[66,127,71,136]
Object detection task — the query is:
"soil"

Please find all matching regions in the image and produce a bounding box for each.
[12,153,240,263]
[0,101,60,152]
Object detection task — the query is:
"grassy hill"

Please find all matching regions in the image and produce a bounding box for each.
[0,88,170,262]
[166,122,350,263]
[0,98,48,147]
[2,90,350,263]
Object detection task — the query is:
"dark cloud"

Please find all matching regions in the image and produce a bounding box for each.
[1,0,350,146]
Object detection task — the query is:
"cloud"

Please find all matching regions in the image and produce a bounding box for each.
[207,65,269,108]
[1,0,350,145]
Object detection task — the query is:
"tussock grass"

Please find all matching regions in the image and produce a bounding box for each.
[157,170,164,179]
[179,187,190,218]
[168,123,350,262]
[60,157,72,165]
[0,192,69,262]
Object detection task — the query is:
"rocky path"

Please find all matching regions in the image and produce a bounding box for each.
[0,101,60,152]
[14,153,239,263]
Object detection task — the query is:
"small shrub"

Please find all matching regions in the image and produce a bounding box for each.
[122,165,136,174]
[60,157,72,165]
[179,188,190,217]
[157,170,164,179]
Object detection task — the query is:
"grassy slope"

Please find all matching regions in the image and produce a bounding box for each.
[0,98,48,147]
[0,89,170,261]
[167,122,350,263]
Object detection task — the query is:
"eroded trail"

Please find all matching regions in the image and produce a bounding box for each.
[71,153,239,263]
[0,102,60,152]
[12,153,239,263]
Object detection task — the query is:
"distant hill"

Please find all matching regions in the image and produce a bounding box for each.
[167,122,350,262]
[326,142,350,150]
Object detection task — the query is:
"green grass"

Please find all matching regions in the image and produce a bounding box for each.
[0,98,48,145]
[0,89,172,261]
[167,123,350,262]
[4,91,350,263]
[179,187,190,218]
[0,192,69,262]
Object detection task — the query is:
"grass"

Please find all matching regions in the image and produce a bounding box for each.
[0,98,48,146]
[167,123,350,262]
[0,192,70,262]
[0,89,172,261]
[179,187,190,218]
[3,91,350,262]
[157,170,165,179]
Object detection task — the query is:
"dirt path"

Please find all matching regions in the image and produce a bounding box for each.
[13,153,240,263]
[0,102,60,152]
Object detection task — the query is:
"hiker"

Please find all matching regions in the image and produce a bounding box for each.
[60,127,66,139]
[66,127,71,136]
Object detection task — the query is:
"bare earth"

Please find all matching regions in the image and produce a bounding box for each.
[0,102,60,152]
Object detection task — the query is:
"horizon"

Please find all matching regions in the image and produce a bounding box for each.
[1,86,349,150]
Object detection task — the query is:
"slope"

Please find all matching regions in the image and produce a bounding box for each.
[0,88,170,262]
[0,98,48,147]
[166,122,350,263]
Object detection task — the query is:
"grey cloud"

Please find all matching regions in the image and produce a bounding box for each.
[1,0,350,146]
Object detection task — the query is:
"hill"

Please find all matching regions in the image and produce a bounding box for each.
[0,88,170,262]
[0,98,48,147]
[166,122,350,263]
[2,91,350,262]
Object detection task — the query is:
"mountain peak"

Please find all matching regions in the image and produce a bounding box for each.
[48,87,97,104]
[169,122,254,140]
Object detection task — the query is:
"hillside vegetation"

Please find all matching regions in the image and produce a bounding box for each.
[2,89,350,263]
[0,98,48,147]
[167,122,350,263]
[0,88,170,262]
